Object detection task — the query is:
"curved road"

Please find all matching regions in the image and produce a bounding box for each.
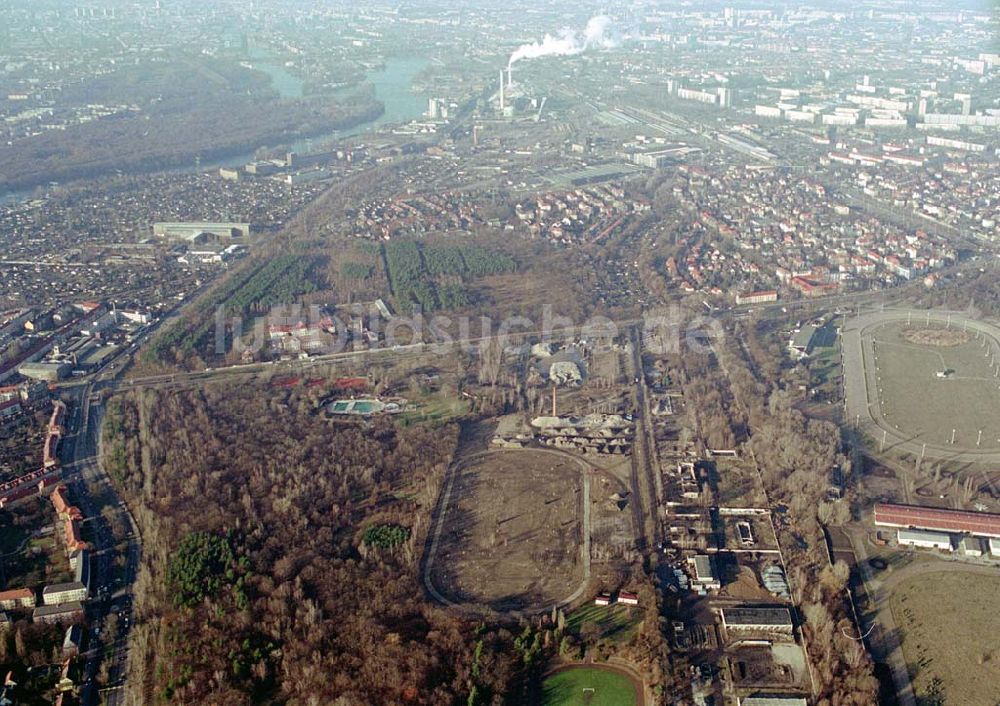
[850,528,1000,706]
[842,308,1000,464]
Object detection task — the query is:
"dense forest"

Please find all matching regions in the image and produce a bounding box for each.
[384,241,517,313]
[0,57,382,191]
[102,383,542,705]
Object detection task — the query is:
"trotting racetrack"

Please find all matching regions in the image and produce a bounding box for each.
[842,308,1000,463]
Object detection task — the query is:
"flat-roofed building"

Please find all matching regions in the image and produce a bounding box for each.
[42,582,88,606]
[18,360,72,381]
[788,325,818,358]
[739,696,809,706]
[960,536,984,556]
[32,602,84,625]
[63,624,82,657]
[153,221,251,243]
[720,606,793,634]
[689,554,721,590]
[897,528,952,551]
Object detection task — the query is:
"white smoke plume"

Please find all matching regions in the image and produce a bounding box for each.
[508,15,618,69]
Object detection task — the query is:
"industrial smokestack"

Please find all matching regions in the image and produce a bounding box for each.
[499,70,505,111]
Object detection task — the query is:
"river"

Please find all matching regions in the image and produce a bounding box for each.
[227,53,430,159]
[1,55,430,204]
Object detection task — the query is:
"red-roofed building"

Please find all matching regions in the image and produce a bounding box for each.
[0,398,21,420]
[618,591,639,606]
[735,290,778,306]
[64,520,88,554]
[51,486,82,521]
[0,587,36,610]
[874,503,1000,539]
[790,276,839,298]
[594,592,612,606]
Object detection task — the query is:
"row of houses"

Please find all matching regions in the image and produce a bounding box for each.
[0,402,90,634]
[0,400,66,509]
[593,590,640,606]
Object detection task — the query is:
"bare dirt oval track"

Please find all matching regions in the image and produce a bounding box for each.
[422,448,591,614]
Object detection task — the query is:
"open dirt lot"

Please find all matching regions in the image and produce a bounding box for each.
[900,327,970,347]
[425,448,590,612]
[890,570,1000,706]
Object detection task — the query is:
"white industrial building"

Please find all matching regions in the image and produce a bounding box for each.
[739,697,808,706]
[897,528,952,551]
[153,221,251,242]
[960,536,984,557]
[689,555,721,590]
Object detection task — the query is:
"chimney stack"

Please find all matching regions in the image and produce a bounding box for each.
[499,70,505,111]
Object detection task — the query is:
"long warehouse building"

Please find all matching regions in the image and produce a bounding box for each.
[874,503,1000,539]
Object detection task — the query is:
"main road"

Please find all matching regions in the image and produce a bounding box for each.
[59,383,141,706]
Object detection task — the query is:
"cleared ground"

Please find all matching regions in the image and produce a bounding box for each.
[542,666,639,706]
[426,449,589,612]
[868,321,1000,450]
[889,570,1000,706]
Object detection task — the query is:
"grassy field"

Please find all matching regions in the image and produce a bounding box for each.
[6,532,73,587]
[890,570,1000,706]
[542,667,638,706]
[398,395,469,427]
[870,322,1000,449]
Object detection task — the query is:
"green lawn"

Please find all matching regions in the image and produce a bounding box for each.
[873,323,1000,449]
[397,396,468,426]
[542,667,637,706]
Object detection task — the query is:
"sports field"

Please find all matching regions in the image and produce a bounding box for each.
[890,570,1000,706]
[868,321,1000,450]
[542,666,639,706]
